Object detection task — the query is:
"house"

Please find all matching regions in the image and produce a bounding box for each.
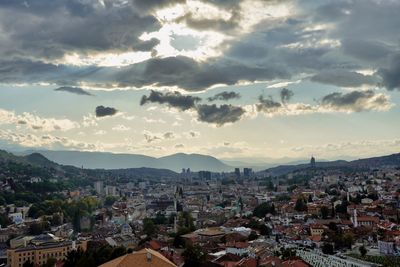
[99,248,177,267]
[309,224,324,236]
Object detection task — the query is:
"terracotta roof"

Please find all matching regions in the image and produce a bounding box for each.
[148,240,162,251]
[99,248,177,267]
[282,259,310,267]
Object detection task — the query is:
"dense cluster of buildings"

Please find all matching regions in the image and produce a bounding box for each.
[1,158,400,266]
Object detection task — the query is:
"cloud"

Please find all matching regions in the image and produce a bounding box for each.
[320,90,392,112]
[95,105,118,117]
[112,125,130,131]
[311,69,377,88]
[175,9,241,32]
[0,108,79,132]
[207,91,241,101]
[196,104,245,126]
[163,132,175,139]
[133,0,186,12]
[118,56,289,91]
[143,130,178,143]
[186,131,200,138]
[140,90,201,111]
[256,96,282,113]
[0,129,98,151]
[54,86,92,96]
[144,133,161,143]
[378,54,400,91]
[0,0,161,61]
[280,88,294,104]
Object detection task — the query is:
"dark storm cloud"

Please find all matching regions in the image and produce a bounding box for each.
[140,90,201,111]
[207,91,241,102]
[321,90,390,112]
[196,104,245,126]
[341,39,394,62]
[378,54,400,91]
[311,70,377,88]
[95,106,118,117]
[54,86,92,96]
[133,0,186,11]
[0,55,288,92]
[256,96,282,113]
[280,88,294,104]
[118,56,289,91]
[0,0,161,61]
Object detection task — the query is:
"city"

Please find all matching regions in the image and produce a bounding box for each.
[0,0,399,266]
[0,150,399,266]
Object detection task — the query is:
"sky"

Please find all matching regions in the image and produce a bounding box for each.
[0,0,399,161]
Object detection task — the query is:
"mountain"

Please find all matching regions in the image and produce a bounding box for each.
[263,153,400,176]
[21,150,233,172]
[0,149,178,180]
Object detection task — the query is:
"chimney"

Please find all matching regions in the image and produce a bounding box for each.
[147,252,152,262]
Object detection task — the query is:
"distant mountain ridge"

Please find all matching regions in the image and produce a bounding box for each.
[0,149,178,180]
[21,150,232,172]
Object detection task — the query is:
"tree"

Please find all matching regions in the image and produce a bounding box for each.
[280,247,296,260]
[104,196,117,207]
[22,260,34,267]
[322,243,334,255]
[51,213,62,226]
[253,202,276,218]
[64,249,85,267]
[29,221,50,235]
[182,245,206,267]
[143,218,157,237]
[41,258,57,267]
[359,245,368,257]
[294,198,307,212]
[320,206,330,219]
[178,211,195,232]
[153,213,167,225]
[248,231,258,241]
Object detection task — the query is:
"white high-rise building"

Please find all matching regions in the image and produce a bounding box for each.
[105,185,118,197]
[94,181,104,195]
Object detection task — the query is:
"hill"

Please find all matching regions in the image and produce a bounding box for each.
[263,153,400,176]
[22,150,232,172]
[0,150,178,181]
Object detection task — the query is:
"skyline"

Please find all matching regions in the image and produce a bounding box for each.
[0,0,399,160]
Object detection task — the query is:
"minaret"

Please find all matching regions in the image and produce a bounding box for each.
[353,208,358,227]
[174,216,177,233]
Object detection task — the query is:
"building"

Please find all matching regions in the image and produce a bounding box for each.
[234,168,241,178]
[378,238,397,255]
[198,171,211,180]
[105,185,118,197]
[99,248,177,267]
[310,224,325,236]
[94,181,104,195]
[7,234,87,267]
[243,168,252,178]
[8,213,23,225]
